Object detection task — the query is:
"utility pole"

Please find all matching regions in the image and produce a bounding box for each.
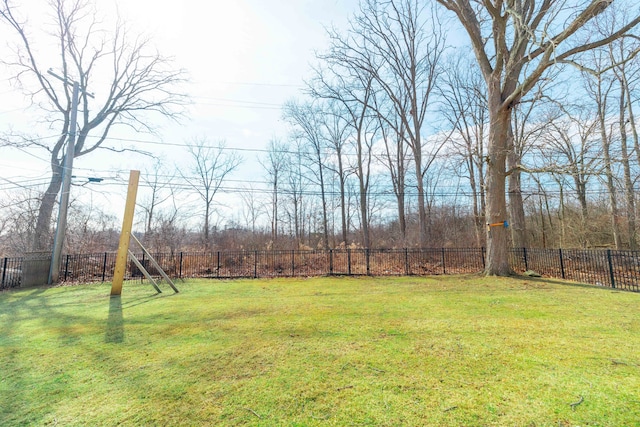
[47,70,89,284]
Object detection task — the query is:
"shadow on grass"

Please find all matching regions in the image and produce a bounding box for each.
[511,274,637,294]
[105,296,124,343]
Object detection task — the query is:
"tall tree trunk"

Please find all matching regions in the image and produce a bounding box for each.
[413,148,428,247]
[396,142,407,245]
[317,155,330,250]
[619,88,637,249]
[558,184,567,248]
[33,161,64,250]
[468,156,483,248]
[599,107,622,249]
[272,177,278,244]
[574,179,589,247]
[356,137,370,249]
[338,170,348,246]
[485,90,512,275]
[204,201,210,251]
[507,124,527,249]
[397,189,406,245]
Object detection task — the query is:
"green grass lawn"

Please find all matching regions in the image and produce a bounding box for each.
[1,276,639,426]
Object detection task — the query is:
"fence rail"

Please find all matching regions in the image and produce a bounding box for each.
[2,248,639,292]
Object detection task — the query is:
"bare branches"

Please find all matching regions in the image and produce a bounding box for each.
[1,0,189,250]
[181,137,242,250]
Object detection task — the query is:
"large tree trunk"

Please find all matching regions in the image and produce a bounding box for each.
[33,161,64,250]
[485,92,512,275]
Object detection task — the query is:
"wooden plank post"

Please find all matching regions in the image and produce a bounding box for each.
[111,170,140,296]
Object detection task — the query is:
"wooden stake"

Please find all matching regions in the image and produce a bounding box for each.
[110,170,140,296]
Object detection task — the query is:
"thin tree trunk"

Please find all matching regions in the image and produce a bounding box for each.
[558,184,566,248]
[204,200,210,251]
[619,87,636,249]
[317,153,330,250]
[273,177,278,243]
[507,122,527,249]
[397,142,407,245]
[338,168,348,246]
[413,148,428,247]
[599,106,622,249]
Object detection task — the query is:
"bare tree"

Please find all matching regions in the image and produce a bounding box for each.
[438,50,488,247]
[583,48,624,248]
[282,138,309,248]
[138,159,176,235]
[508,86,553,249]
[319,101,351,246]
[238,185,264,236]
[308,61,377,248]
[65,198,118,253]
[283,101,331,249]
[0,0,188,251]
[537,102,601,247]
[181,138,242,251]
[324,0,446,247]
[0,189,41,256]
[376,104,410,245]
[259,138,289,245]
[610,34,640,249]
[435,0,640,274]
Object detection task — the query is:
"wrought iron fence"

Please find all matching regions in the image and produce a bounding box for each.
[0,257,22,290]
[2,248,639,293]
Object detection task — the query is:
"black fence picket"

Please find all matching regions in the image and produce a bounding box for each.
[0,257,22,289]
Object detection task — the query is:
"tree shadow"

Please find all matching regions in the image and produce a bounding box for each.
[105,296,124,343]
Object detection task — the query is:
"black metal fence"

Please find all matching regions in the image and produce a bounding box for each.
[510,248,640,292]
[2,248,639,293]
[0,257,22,290]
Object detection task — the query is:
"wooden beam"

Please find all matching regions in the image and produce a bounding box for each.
[110,170,140,296]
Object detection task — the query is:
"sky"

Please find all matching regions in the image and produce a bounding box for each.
[0,0,359,227]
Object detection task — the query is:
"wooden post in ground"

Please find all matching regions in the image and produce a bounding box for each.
[110,170,140,296]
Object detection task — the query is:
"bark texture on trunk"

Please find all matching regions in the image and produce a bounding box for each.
[33,162,63,251]
[485,91,512,276]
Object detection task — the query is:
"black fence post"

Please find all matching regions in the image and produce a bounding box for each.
[291,250,295,276]
[559,249,565,279]
[217,251,221,278]
[1,257,7,287]
[347,248,352,276]
[64,254,70,281]
[101,252,107,282]
[366,248,370,275]
[607,249,616,289]
[329,249,334,275]
[254,250,258,278]
[523,247,529,271]
[404,248,409,275]
[481,247,486,268]
[179,252,183,278]
[441,248,446,275]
